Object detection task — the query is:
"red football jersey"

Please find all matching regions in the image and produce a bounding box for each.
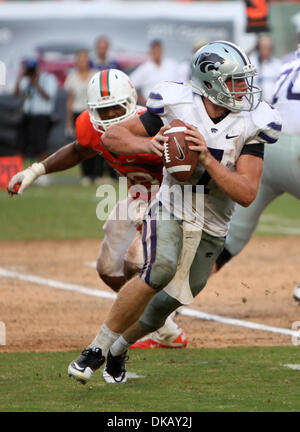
[75,109,163,195]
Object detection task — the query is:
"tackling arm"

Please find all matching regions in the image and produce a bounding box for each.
[8,141,97,195]
[43,141,97,173]
[102,115,166,156]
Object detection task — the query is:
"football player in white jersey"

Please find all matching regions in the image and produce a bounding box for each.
[67,41,281,384]
[212,46,300,301]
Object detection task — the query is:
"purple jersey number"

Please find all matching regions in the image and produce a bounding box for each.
[197,148,224,194]
[273,66,300,104]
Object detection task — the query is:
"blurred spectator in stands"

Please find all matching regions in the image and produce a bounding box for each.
[281,32,300,65]
[177,38,208,83]
[64,50,96,138]
[64,50,102,186]
[14,58,58,161]
[130,39,178,105]
[248,34,281,104]
[93,36,122,71]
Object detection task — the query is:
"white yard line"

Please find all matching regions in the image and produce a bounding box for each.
[127,372,146,379]
[1,266,300,339]
[256,215,300,235]
[256,224,300,235]
[179,308,300,338]
[0,267,116,300]
[260,214,300,225]
[281,364,300,371]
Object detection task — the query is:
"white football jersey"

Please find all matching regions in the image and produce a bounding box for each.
[272,55,300,134]
[147,82,282,237]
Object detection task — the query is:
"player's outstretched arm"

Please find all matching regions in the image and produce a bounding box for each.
[42,141,97,174]
[8,141,97,195]
[8,162,46,195]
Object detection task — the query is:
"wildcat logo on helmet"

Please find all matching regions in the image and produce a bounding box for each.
[191,41,262,112]
[196,53,225,73]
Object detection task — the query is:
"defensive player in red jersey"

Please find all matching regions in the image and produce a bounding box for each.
[8,69,187,353]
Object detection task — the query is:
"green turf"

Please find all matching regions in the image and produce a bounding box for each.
[1,184,104,240]
[263,193,300,221]
[256,194,300,236]
[0,347,299,412]
[1,166,300,240]
[0,181,113,240]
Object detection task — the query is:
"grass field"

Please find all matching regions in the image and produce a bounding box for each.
[1,171,300,240]
[0,347,300,412]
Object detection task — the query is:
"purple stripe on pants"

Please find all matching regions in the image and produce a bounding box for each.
[144,218,157,285]
[140,200,160,284]
[140,219,148,276]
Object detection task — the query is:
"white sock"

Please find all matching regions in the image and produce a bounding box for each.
[110,336,130,357]
[89,323,120,357]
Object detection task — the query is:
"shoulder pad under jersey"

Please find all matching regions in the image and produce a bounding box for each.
[75,110,100,148]
[146,81,193,117]
[246,101,282,145]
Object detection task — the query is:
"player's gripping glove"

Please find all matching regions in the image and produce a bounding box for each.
[8,162,46,195]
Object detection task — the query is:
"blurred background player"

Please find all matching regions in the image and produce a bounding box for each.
[129,39,178,106]
[214,44,300,302]
[248,34,281,104]
[14,58,58,161]
[8,69,187,352]
[64,49,99,186]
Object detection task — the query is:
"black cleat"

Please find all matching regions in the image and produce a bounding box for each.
[103,350,128,383]
[68,347,105,384]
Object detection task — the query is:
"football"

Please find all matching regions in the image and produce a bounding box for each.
[162,119,198,182]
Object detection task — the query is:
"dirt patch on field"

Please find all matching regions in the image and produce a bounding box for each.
[0,237,300,352]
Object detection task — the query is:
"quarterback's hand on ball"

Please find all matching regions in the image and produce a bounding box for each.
[184,124,211,165]
[8,162,46,195]
[148,125,171,157]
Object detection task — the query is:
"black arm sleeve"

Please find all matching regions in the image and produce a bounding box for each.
[215,247,233,271]
[240,143,265,159]
[139,110,164,137]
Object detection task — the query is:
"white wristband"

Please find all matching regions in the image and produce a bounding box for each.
[31,162,46,177]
